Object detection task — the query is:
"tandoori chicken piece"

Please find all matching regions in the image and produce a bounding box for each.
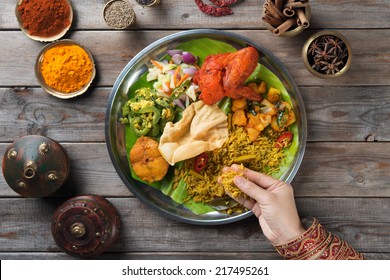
[194,46,261,105]
[193,53,229,104]
[223,46,261,101]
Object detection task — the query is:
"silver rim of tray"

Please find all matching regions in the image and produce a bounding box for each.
[105,29,307,225]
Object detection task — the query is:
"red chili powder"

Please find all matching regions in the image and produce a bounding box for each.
[18,0,71,38]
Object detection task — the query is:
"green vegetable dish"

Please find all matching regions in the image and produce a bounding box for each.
[120,38,299,215]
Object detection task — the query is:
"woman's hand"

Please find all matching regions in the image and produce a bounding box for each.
[220,164,305,245]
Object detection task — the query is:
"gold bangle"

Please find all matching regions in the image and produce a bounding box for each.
[319,234,343,260]
[274,217,365,260]
[337,242,365,260]
[299,232,333,260]
[274,217,318,249]
[274,218,329,259]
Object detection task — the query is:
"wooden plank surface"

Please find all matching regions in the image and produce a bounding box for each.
[1,30,390,87]
[0,197,389,258]
[0,252,386,260]
[2,1,390,29]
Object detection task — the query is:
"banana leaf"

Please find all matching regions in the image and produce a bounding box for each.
[124,38,299,215]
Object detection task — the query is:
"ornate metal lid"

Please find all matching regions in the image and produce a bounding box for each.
[2,135,69,197]
[51,195,121,257]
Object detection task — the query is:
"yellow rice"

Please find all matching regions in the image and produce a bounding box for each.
[219,169,248,199]
[174,126,285,204]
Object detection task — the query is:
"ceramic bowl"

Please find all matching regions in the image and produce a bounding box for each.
[15,0,73,42]
[35,39,96,99]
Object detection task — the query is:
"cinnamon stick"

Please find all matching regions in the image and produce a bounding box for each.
[283,8,295,18]
[262,14,284,27]
[296,8,309,28]
[263,0,286,21]
[274,0,283,11]
[262,0,311,35]
[273,18,295,36]
[284,1,309,9]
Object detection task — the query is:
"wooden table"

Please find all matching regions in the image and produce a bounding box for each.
[1,0,389,260]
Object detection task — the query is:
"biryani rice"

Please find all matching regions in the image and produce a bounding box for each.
[219,169,248,199]
[174,126,285,204]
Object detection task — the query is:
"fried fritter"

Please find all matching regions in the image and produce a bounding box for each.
[130,136,169,183]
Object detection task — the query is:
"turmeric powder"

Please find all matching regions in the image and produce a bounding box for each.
[40,44,93,93]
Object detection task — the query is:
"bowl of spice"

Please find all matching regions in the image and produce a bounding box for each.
[16,0,73,42]
[262,0,311,37]
[103,0,136,29]
[302,30,352,78]
[136,0,160,6]
[35,40,96,99]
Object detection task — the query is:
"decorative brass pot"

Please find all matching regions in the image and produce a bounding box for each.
[51,195,121,257]
[2,135,69,197]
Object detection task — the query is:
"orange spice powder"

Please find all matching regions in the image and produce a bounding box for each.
[40,45,93,93]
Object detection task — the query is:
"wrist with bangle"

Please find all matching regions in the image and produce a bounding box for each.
[273,217,364,260]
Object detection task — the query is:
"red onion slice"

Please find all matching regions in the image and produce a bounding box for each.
[182,51,197,64]
[182,67,197,77]
[167,49,183,57]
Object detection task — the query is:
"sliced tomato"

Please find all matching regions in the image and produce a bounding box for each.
[194,153,209,172]
[275,131,293,149]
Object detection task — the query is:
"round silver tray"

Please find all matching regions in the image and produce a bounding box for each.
[105,29,307,225]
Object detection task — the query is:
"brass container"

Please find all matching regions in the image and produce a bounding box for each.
[103,0,136,29]
[138,0,160,6]
[302,30,352,78]
[2,135,69,197]
[51,195,121,257]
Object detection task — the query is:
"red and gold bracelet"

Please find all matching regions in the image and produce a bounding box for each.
[298,232,333,260]
[337,241,364,260]
[274,218,329,259]
[274,218,364,260]
[318,234,343,259]
[273,217,319,250]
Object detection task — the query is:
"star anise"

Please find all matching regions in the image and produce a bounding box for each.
[320,57,344,75]
[307,39,324,56]
[314,42,336,61]
[326,37,345,55]
[307,34,349,76]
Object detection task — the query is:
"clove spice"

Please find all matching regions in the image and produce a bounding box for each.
[262,0,310,36]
